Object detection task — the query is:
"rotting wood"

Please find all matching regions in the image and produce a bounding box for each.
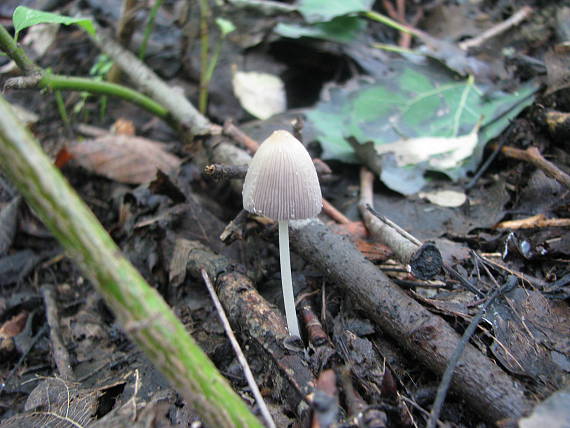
[185,241,316,417]
[289,218,530,422]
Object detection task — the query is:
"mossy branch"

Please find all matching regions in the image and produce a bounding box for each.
[0,94,262,428]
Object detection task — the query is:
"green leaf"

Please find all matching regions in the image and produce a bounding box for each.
[297,0,374,23]
[274,16,365,44]
[306,61,537,194]
[13,6,95,41]
[215,17,236,37]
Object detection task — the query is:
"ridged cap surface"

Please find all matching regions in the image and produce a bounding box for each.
[242,130,322,220]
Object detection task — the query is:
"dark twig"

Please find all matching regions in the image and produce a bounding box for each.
[426,276,518,428]
[200,269,276,428]
[41,285,75,381]
[298,292,329,347]
[311,369,338,428]
[203,163,247,181]
[465,134,508,189]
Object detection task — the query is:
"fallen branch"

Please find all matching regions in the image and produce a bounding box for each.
[0,95,261,428]
[186,241,315,417]
[289,218,530,422]
[201,269,276,428]
[458,6,533,51]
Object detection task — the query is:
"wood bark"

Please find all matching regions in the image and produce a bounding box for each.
[289,218,530,422]
[186,241,316,416]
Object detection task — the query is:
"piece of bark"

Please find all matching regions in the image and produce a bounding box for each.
[289,218,530,422]
[185,241,315,416]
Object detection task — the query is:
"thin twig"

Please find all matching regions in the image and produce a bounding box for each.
[459,6,533,50]
[200,268,276,428]
[492,144,570,189]
[426,276,518,428]
[42,285,75,381]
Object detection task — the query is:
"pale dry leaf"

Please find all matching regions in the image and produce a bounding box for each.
[232,70,286,120]
[68,135,181,184]
[375,126,479,171]
[418,189,467,207]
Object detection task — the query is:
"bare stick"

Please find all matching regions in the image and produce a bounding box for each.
[492,144,570,189]
[201,269,276,428]
[41,285,75,381]
[459,6,533,50]
[289,218,530,422]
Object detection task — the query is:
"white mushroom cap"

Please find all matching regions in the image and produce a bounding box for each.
[242,130,322,221]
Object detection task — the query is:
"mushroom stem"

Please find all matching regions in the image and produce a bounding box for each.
[278,220,300,338]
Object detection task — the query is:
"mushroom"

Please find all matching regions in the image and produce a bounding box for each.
[243,130,322,338]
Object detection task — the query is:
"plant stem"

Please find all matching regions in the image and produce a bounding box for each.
[139,0,164,60]
[0,24,170,121]
[0,24,39,74]
[363,10,419,37]
[53,90,71,133]
[198,0,210,114]
[278,220,300,338]
[41,74,169,120]
[0,94,262,428]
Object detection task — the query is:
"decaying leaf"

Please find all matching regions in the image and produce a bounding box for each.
[232,70,286,120]
[373,124,479,171]
[22,23,59,57]
[307,61,537,194]
[489,288,570,387]
[67,135,182,184]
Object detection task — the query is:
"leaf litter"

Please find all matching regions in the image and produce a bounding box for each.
[1,0,570,427]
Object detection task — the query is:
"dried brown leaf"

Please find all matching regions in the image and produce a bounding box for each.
[68,135,181,184]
